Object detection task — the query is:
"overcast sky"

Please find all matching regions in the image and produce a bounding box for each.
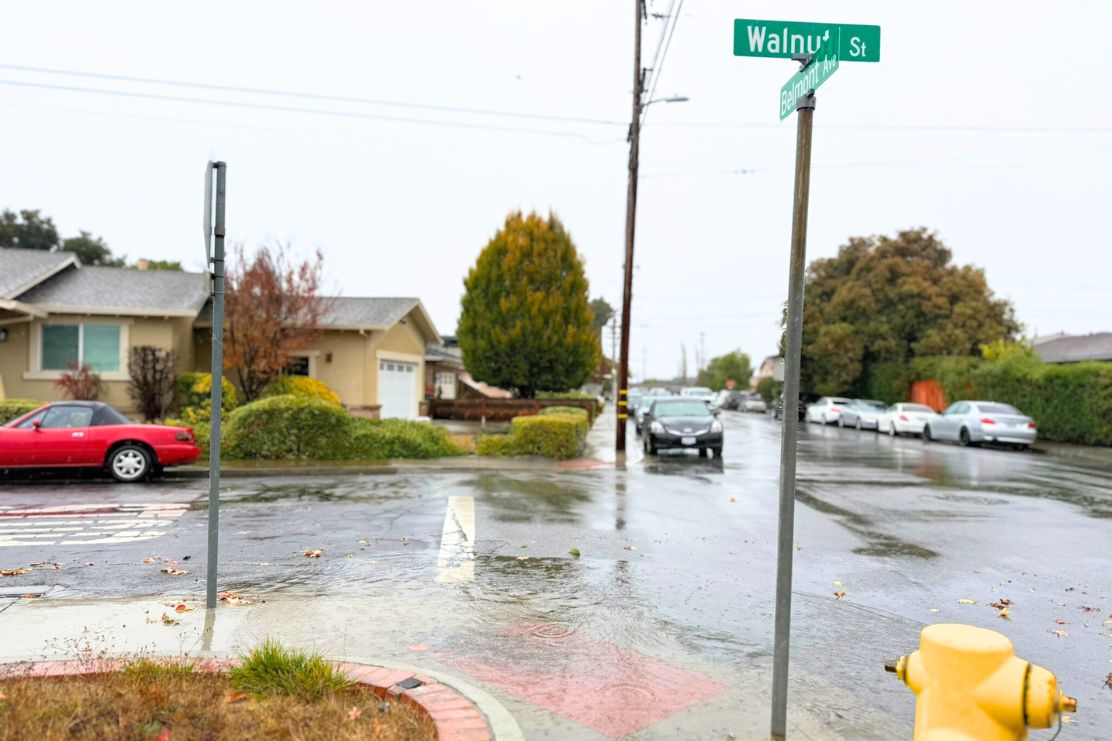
[2,1,1109,380]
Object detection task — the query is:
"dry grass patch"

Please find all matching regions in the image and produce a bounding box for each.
[0,650,436,740]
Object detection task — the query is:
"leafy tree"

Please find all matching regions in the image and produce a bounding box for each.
[756,376,781,404]
[458,211,598,398]
[0,209,60,251]
[224,243,331,401]
[798,228,1019,396]
[63,231,125,266]
[590,297,614,334]
[696,350,753,391]
[139,259,183,271]
[127,346,177,421]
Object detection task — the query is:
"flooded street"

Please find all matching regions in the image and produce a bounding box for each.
[2,412,1109,739]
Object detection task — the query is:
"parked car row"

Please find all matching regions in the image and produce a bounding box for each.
[804,397,1038,449]
[710,390,767,413]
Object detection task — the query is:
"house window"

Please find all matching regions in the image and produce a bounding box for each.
[41,323,121,373]
[284,356,311,376]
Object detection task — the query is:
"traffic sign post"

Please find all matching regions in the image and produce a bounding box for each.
[729,17,879,740]
[733,18,880,62]
[202,161,226,611]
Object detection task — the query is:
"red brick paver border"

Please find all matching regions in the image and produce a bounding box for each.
[6,658,493,741]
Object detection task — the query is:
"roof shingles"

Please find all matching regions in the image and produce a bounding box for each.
[0,248,77,299]
[16,265,210,314]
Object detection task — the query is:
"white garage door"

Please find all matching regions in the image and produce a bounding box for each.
[378,360,418,419]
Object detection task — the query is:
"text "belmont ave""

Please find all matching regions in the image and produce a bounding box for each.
[734,19,880,63]
[779,34,840,120]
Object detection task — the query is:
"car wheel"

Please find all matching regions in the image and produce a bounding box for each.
[698,448,708,458]
[922,425,933,443]
[837,416,845,428]
[645,437,657,456]
[889,423,897,437]
[712,446,723,458]
[108,445,151,483]
[855,419,862,431]
[959,427,975,447]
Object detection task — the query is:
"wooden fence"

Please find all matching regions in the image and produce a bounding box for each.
[429,398,600,422]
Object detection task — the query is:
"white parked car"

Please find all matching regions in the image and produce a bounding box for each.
[877,403,938,437]
[681,387,716,405]
[805,397,853,425]
[923,401,1037,449]
[742,393,767,413]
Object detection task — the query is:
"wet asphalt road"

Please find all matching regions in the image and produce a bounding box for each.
[1,411,1109,739]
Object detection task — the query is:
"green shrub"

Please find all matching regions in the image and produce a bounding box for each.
[539,408,589,438]
[0,399,44,424]
[756,377,781,405]
[348,418,463,459]
[230,639,351,701]
[261,376,341,405]
[535,392,601,418]
[224,395,353,459]
[477,434,518,456]
[509,414,582,459]
[175,372,238,414]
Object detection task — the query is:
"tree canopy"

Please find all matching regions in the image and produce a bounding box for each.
[696,351,754,391]
[590,297,614,334]
[458,211,599,398]
[798,228,1019,396]
[0,209,60,251]
[62,231,125,267]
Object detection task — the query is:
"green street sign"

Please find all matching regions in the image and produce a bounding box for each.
[734,19,880,63]
[779,33,840,120]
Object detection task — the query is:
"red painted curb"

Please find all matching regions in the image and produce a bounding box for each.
[7,658,493,741]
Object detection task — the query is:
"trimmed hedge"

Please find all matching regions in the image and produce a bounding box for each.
[508,415,582,459]
[224,395,354,459]
[539,406,590,437]
[476,434,518,457]
[348,418,462,459]
[0,399,44,424]
[261,376,341,406]
[175,373,239,414]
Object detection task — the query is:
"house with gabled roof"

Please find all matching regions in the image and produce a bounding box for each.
[0,247,442,419]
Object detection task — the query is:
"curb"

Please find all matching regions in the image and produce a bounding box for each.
[7,657,520,741]
[163,461,609,480]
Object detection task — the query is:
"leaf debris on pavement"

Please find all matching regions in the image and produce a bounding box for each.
[142,557,157,564]
[833,590,847,599]
[1052,629,1069,638]
[833,580,844,587]
[997,608,1010,619]
[0,568,28,577]
[958,598,976,605]
[160,613,179,626]
[219,591,248,605]
[174,603,193,613]
[160,567,189,576]
[568,548,581,558]
[989,599,1013,609]
[303,549,323,558]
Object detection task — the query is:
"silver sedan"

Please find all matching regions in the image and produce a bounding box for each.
[923,401,1037,449]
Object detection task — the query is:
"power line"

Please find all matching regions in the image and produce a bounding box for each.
[0,62,625,127]
[641,0,684,127]
[0,78,621,143]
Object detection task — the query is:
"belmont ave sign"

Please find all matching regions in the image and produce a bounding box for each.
[779,33,840,120]
[733,19,880,63]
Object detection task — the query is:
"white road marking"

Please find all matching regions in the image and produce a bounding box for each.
[0,503,188,547]
[435,495,475,583]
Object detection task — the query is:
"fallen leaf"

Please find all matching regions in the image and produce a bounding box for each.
[304,549,323,558]
[84,562,94,567]
[174,603,193,613]
[997,608,1010,619]
[160,567,189,576]
[400,538,410,545]
[1056,619,1069,625]
[182,555,191,561]
[1080,605,1099,613]
[623,545,638,551]
[833,591,847,599]
[143,557,157,564]
[958,599,976,605]
[568,548,581,558]
[22,594,38,600]
[990,599,1013,609]
[219,591,248,605]
[358,539,373,546]
[1103,672,1111,690]
[347,707,362,720]
[160,613,179,626]
[223,691,248,704]
[833,580,844,587]
[156,729,171,741]
[29,562,61,570]
[520,545,528,549]
[516,556,529,561]
[1052,629,1069,638]
[0,568,27,577]
[729,497,736,503]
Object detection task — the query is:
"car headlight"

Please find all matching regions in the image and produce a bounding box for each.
[711,419,723,433]
[650,421,664,433]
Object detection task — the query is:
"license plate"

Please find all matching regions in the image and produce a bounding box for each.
[681,436,696,446]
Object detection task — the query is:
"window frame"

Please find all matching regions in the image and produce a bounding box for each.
[25,319,131,381]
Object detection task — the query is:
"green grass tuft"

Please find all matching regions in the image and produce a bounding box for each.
[229,640,351,701]
[122,658,195,680]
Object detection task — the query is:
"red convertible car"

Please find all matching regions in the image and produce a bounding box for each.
[0,401,200,482]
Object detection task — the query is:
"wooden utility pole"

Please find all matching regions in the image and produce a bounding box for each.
[615,0,643,454]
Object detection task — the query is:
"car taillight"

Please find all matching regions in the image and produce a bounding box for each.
[980,418,996,425]
[898,415,909,421]
[1028,422,1037,429]
[830,407,841,412]
[175,431,191,442]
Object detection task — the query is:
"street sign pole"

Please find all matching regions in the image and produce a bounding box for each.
[771,89,815,740]
[204,161,227,610]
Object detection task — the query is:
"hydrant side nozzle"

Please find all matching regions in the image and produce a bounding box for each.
[884,655,909,684]
[1059,694,1077,714]
[884,659,899,673]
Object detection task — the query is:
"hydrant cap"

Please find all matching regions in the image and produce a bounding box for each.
[921,624,1013,656]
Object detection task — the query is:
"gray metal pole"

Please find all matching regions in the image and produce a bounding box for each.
[770,93,814,740]
[205,162,226,610]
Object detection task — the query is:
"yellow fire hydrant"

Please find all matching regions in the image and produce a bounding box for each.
[886,623,1077,740]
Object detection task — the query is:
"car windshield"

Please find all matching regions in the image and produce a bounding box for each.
[903,404,934,413]
[653,401,712,418]
[977,403,1021,415]
[684,388,713,396]
[857,401,886,411]
[830,398,852,405]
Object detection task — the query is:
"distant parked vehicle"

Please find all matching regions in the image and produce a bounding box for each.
[711,390,732,410]
[877,403,938,437]
[635,393,672,434]
[774,393,819,421]
[838,399,887,430]
[741,393,767,413]
[680,387,716,405]
[641,397,723,458]
[922,401,1037,449]
[805,397,853,425]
